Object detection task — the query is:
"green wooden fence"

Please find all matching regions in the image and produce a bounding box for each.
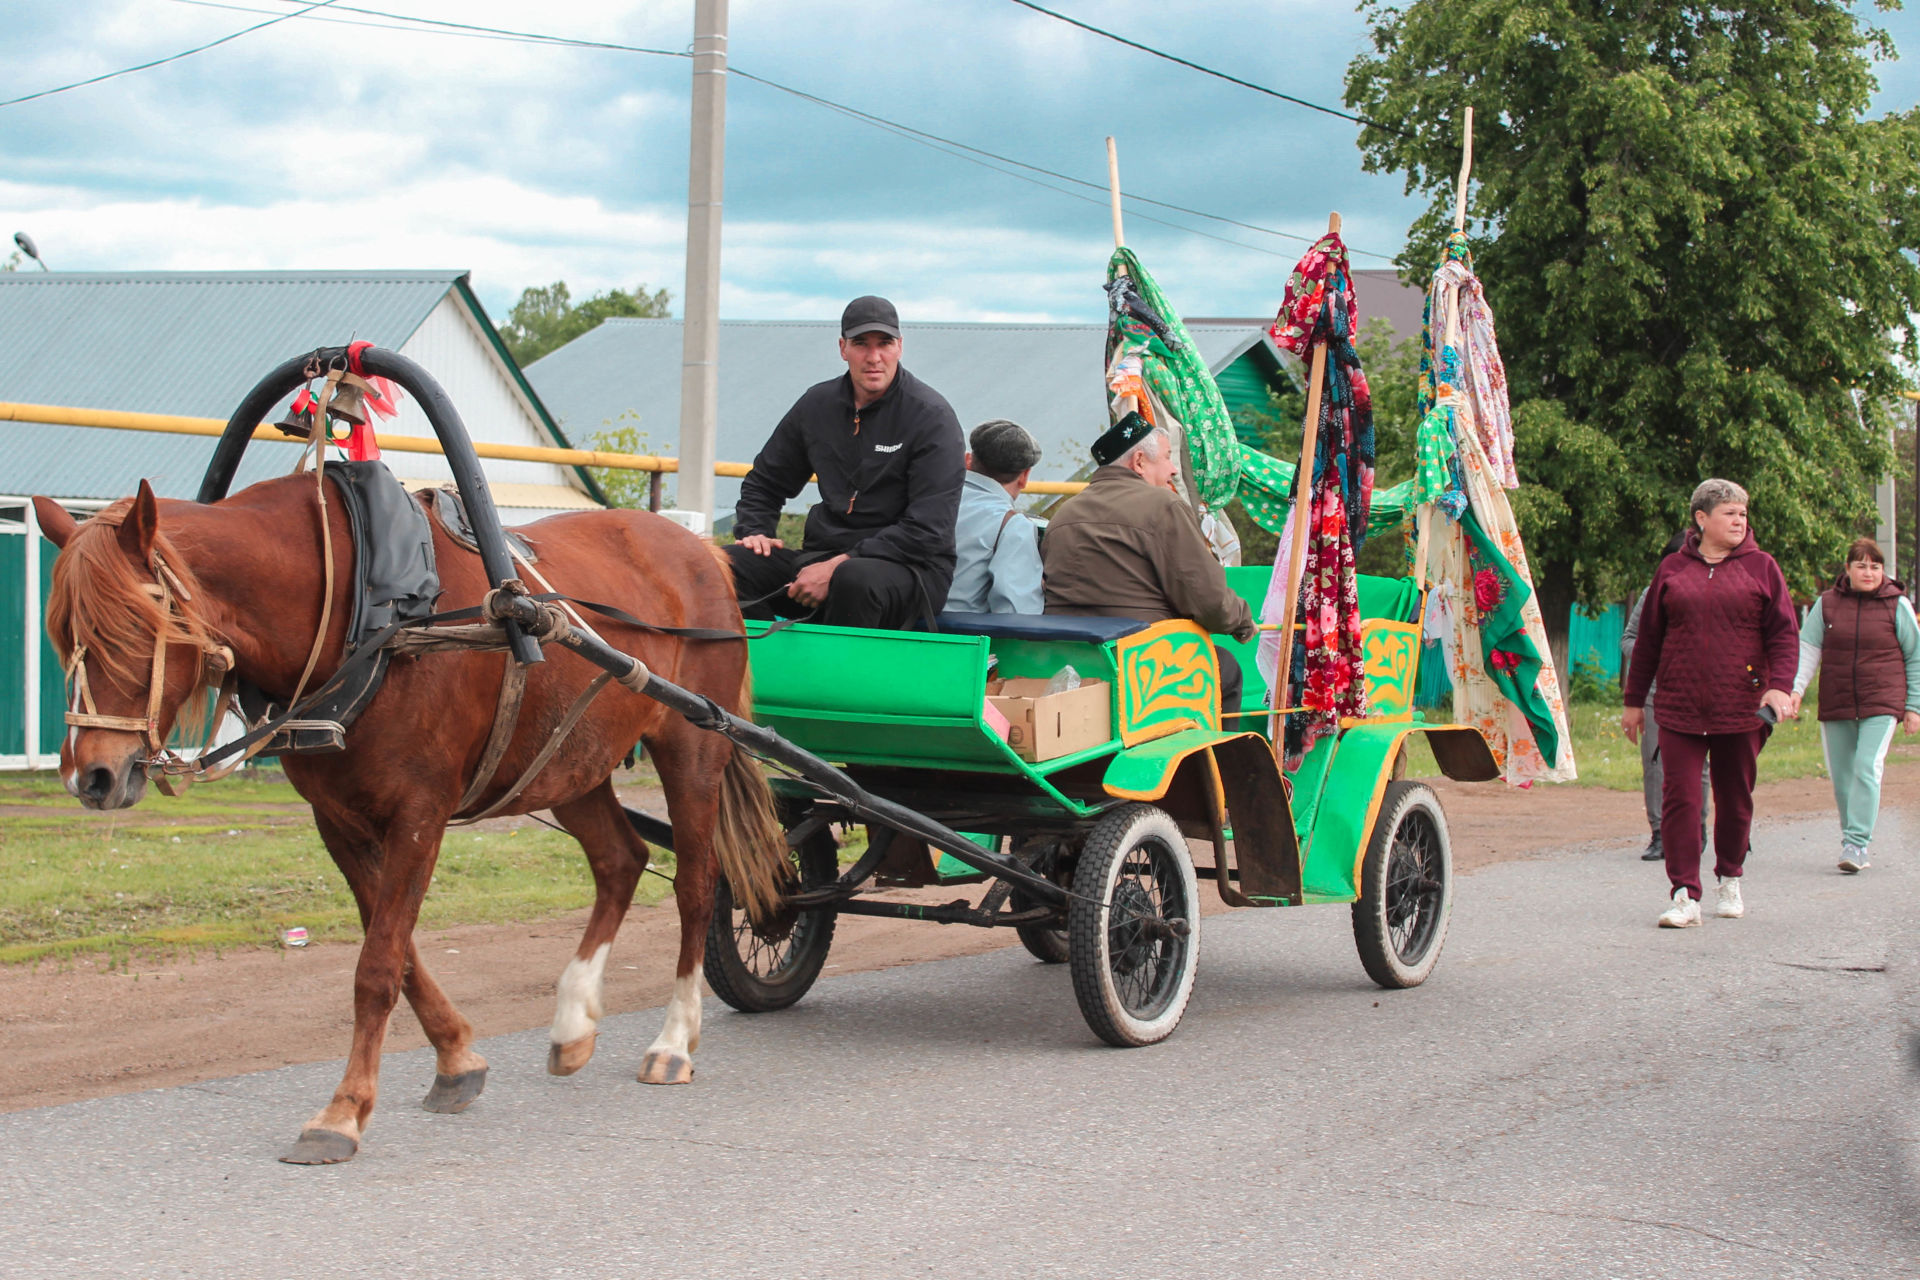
[0,525,65,765]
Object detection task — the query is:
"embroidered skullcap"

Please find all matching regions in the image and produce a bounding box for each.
[1091,411,1155,466]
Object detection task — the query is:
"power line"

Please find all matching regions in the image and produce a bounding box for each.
[0,0,345,108]
[132,1,1397,263]
[174,0,686,54]
[727,67,1394,261]
[1003,0,1411,137]
[201,0,1392,260]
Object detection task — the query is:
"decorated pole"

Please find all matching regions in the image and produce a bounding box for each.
[1414,106,1473,596]
[1270,211,1341,728]
[1106,136,1125,250]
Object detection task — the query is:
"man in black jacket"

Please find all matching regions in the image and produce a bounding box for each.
[724,296,965,628]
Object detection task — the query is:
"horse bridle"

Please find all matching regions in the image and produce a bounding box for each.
[62,550,236,777]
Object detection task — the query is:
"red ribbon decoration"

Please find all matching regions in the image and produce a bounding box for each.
[341,341,389,462]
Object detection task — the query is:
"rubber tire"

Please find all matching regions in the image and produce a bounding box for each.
[1067,804,1200,1047]
[1012,888,1070,965]
[1352,780,1453,989]
[703,826,839,1013]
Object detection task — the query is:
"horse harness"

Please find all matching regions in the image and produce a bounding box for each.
[67,468,745,819]
[62,550,238,792]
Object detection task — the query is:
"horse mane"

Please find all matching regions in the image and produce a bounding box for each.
[45,499,218,700]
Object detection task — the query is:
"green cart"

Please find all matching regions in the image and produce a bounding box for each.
[699,566,1499,1048]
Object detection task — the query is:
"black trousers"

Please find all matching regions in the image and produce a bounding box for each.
[723,543,925,630]
[1216,647,1244,720]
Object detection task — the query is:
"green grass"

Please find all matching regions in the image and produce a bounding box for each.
[13,687,1904,965]
[0,769,674,966]
[1402,692,1920,789]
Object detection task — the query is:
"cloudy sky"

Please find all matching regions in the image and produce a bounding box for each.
[8,0,1920,326]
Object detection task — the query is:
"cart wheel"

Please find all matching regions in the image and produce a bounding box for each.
[1352,780,1452,989]
[1068,804,1200,1047]
[1012,889,1070,965]
[704,820,840,1013]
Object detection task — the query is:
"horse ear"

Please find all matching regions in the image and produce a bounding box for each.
[117,480,159,561]
[31,496,77,549]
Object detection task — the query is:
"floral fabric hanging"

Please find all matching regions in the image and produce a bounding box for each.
[1420,234,1516,490]
[1103,249,1240,511]
[1257,231,1376,768]
[1420,232,1573,784]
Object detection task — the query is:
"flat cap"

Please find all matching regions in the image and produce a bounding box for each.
[969,419,1042,474]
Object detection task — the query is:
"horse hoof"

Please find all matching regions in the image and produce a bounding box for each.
[547,1033,597,1077]
[422,1066,488,1113]
[278,1128,359,1165]
[637,1049,694,1085]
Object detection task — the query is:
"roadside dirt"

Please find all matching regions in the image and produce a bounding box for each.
[4,766,1915,1114]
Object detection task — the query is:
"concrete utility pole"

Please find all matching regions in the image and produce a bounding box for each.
[676,0,728,529]
[1877,460,1898,578]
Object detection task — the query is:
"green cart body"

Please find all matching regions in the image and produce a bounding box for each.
[700,567,1498,1043]
[746,567,1494,901]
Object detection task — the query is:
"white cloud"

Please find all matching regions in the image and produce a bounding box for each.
[17,0,1911,333]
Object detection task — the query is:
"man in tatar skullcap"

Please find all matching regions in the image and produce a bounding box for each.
[1042,412,1255,711]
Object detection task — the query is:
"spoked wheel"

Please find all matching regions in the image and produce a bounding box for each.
[1012,888,1070,964]
[703,813,840,1013]
[1067,804,1200,1047]
[1352,780,1453,989]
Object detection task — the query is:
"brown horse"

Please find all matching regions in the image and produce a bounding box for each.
[32,474,788,1164]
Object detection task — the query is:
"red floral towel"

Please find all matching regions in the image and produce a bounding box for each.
[1270,232,1372,768]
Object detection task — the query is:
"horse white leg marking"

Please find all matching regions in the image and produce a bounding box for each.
[637,973,703,1084]
[550,942,611,1045]
[645,973,703,1061]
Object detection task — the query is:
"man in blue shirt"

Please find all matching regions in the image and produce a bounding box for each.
[943,419,1044,615]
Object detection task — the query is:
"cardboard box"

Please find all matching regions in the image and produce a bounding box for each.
[987,678,1111,762]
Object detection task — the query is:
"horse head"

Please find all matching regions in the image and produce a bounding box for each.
[33,481,230,810]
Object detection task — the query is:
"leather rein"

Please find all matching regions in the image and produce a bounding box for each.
[64,547,748,808]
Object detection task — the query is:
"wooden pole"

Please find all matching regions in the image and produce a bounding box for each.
[1453,105,1474,232]
[1106,136,1125,249]
[1270,212,1341,734]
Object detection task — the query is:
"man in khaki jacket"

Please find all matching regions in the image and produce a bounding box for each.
[1043,414,1255,711]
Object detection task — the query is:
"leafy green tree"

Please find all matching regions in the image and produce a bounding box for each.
[1346,1,1920,648]
[499,280,671,366]
[585,420,670,510]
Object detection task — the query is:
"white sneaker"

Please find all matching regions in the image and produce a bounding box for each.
[1659,888,1701,928]
[1715,876,1744,918]
[1839,847,1870,874]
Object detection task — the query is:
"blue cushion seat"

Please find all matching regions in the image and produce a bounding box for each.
[935,612,1148,644]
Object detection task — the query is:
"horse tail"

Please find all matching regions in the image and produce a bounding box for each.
[713,649,792,925]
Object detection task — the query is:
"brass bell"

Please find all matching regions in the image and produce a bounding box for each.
[326,380,368,428]
[274,398,314,439]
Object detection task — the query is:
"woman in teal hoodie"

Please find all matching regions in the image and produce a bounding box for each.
[1788,537,1920,873]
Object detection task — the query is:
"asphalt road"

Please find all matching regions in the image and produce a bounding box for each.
[2,806,1915,1279]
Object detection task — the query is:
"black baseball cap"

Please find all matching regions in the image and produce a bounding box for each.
[841,295,901,340]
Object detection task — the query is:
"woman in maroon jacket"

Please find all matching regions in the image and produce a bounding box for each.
[1622,480,1798,928]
